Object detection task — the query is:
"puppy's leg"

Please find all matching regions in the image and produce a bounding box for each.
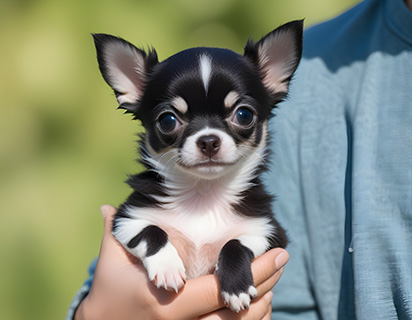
[216,239,258,312]
[113,217,186,292]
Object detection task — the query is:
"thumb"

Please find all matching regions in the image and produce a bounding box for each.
[100,204,117,234]
[98,204,133,262]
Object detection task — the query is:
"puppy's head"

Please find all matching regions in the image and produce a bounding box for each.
[93,21,303,180]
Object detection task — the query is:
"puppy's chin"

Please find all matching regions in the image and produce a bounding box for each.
[177,161,235,180]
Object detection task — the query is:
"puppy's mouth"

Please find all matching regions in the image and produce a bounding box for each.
[176,130,240,178]
[178,159,235,169]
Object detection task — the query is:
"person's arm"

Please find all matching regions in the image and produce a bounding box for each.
[72,205,289,320]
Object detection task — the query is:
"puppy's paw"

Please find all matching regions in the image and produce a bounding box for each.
[144,241,186,293]
[152,267,186,293]
[216,239,258,312]
[221,286,258,312]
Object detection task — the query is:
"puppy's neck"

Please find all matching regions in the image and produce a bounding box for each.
[196,180,213,196]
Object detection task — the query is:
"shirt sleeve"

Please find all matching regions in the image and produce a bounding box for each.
[66,259,97,320]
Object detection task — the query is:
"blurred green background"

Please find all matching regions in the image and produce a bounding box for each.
[0,0,358,319]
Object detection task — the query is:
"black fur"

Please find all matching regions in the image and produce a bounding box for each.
[125,171,168,207]
[127,225,168,257]
[216,239,255,295]
[233,178,288,248]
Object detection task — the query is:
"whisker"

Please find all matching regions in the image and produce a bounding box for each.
[143,149,176,171]
[158,153,179,178]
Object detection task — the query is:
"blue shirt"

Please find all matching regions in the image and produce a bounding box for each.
[267,0,412,319]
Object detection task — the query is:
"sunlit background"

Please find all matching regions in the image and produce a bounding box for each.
[0,0,359,319]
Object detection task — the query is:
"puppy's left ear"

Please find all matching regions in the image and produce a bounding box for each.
[244,20,303,99]
[92,33,158,113]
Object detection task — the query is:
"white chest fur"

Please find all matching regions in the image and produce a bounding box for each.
[125,179,273,279]
[126,197,230,278]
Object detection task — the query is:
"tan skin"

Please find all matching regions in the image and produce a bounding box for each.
[75,205,289,320]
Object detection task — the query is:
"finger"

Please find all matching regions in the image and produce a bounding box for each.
[198,291,273,320]
[97,205,133,262]
[159,273,221,319]
[255,267,284,298]
[263,302,272,320]
[99,204,119,248]
[261,292,273,320]
[251,249,288,298]
[241,291,273,320]
[100,204,117,233]
[252,248,289,287]
[163,249,287,319]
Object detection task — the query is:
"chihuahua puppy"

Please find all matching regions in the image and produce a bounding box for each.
[93,20,302,312]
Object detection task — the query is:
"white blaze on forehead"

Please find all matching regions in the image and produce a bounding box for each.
[171,96,188,114]
[224,91,240,109]
[199,54,212,93]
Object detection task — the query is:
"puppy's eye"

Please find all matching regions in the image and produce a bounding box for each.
[157,113,180,133]
[233,107,255,127]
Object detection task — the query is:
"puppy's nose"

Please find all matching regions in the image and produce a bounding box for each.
[196,135,221,158]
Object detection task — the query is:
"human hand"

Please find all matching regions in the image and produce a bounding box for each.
[75,205,289,320]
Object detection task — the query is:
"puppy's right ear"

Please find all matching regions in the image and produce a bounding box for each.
[92,34,158,113]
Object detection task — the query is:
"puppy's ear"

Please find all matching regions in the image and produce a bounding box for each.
[244,20,303,99]
[92,34,158,113]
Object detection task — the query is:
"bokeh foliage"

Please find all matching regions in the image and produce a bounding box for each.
[0,0,358,319]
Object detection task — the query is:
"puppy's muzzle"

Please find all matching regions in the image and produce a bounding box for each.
[196,135,221,158]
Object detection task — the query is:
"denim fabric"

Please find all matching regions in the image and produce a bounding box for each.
[267,0,412,319]
[66,259,96,320]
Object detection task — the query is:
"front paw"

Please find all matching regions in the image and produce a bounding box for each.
[221,285,258,312]
[144,242,187,293]
[216,239,257,312]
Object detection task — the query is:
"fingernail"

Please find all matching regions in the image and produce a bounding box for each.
[264,291,273,302]
[275,250,289,270]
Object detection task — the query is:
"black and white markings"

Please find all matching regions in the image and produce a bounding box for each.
[144,240,187,293]
[113,217,186,292]
[216,239,258,312]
